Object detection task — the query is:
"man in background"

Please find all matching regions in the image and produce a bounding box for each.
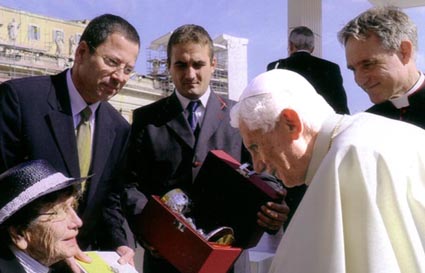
[338,6,425,129]
[267,26,350,114]
[0,14,139,270]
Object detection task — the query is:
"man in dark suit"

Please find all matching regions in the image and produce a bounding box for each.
[338,7,425,129]
[122,24,289,273]
[0,14,139,270]
[267,26,350,114]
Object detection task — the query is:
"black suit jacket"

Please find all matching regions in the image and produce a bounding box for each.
[267,51,350,114]
[366,82,425,129]
[122,91,251,273]
[0,70,130,250]
[125,91,247,196]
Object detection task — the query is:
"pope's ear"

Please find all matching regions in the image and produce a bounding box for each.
[280,108,302,140]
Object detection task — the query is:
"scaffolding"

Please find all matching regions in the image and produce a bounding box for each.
[211,44,228,97]
[145,32,174,95]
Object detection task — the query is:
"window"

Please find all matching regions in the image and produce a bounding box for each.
[28,24,40,41]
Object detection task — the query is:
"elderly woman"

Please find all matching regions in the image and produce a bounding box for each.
[0,159,85,273]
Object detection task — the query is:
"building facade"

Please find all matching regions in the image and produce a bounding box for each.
[0,5,248,122]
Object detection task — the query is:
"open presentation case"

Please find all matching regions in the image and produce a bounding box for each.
[135,150,283,273]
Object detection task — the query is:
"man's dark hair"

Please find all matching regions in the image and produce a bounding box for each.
[167,24,214,66]
[80,13,140,52]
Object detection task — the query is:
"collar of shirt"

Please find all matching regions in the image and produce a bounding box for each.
[66,69,100,129]
[389,71,424,109]
[10,245,50,273]
[294,49,311,54]
[175,86,211,125]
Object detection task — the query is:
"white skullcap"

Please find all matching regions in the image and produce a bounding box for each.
[239,69,317,101]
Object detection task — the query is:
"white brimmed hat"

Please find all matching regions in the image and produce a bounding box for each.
[0,159,87,224]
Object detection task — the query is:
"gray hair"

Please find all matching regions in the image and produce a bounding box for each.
[337,6,417,52]
[289,26,315,51]
[230,70,334,133]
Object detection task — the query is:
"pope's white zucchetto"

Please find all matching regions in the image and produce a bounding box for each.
[238,69,317,101]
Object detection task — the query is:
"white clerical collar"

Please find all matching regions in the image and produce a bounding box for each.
[389,72,424,109]
[10,245,49,273]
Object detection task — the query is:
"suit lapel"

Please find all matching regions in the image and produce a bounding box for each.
[196,92,227,148]
[46,71,80,177]
[164,93,196,147]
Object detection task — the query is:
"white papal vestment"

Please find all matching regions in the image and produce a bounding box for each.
[269,113,425,273]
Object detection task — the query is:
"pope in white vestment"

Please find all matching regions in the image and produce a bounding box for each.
[230,69,425,273]
[269,113,425,273]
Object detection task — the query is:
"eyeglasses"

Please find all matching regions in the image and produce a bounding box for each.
[88,43,136,78]
[37,199,79,223]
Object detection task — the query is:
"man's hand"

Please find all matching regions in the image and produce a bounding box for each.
[257,190,289,231]
[116,245,135,266]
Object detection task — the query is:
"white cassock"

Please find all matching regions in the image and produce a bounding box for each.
[269,113,425,273]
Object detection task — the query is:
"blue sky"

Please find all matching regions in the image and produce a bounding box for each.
[1,0,425,113]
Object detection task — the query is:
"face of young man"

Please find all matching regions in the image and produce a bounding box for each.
[16,196,82,266]
[168,42,216,100]
[345,33,412,104]
[73,32,139,104]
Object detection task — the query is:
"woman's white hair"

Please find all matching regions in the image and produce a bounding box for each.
[230,69,335,133]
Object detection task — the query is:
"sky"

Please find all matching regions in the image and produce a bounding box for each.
[1,0,425,113]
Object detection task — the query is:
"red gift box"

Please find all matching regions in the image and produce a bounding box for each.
[191,150,283,249]
[135,195,242,273]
